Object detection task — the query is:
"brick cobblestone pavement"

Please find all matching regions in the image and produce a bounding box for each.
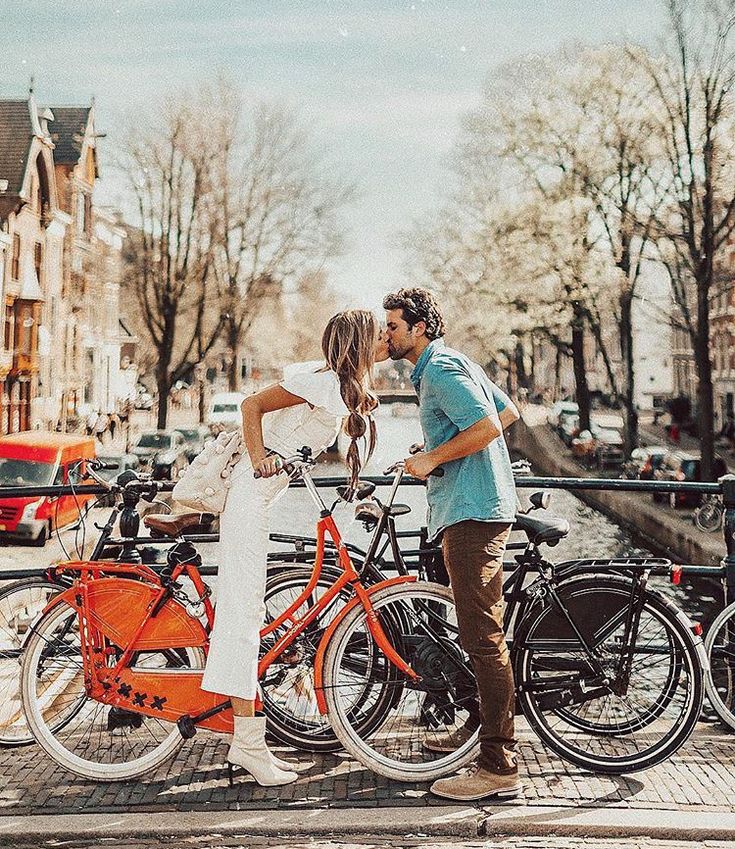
[6,838,735,849]
[0,720,732,817]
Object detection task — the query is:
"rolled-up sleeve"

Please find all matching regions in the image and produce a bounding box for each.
[431,362,499,432]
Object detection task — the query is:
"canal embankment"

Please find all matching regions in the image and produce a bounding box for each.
[507,408,724,567]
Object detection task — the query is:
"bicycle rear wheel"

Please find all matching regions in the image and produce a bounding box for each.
[323,581,479,782]
[0,579,61,746]
[21,599,204,781]
[516,575,703,773]
[704,599,735,731]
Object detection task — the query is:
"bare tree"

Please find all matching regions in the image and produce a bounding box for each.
[121,89,228,429]
[213,102,353,390]
[634,0,735,478]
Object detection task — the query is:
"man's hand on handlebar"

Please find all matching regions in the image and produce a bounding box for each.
[404,451,444,481]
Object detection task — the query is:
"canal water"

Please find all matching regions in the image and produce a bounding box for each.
[262,406,722,630]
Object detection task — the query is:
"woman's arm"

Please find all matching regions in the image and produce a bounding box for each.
[241,384,306,478]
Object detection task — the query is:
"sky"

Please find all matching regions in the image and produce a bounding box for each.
[2,0,668,310]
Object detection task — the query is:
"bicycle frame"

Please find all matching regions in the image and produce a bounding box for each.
[38,462,419,736]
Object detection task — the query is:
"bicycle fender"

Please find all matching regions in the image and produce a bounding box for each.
[41,584,79,616]
[312,574,416,714]
[17,585,79,652]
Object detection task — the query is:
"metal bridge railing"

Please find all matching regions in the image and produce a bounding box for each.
[2,473,734,599]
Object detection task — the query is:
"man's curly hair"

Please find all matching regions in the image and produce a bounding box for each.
[382,287,446,340]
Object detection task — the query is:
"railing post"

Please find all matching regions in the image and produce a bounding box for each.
[721,475,735,606]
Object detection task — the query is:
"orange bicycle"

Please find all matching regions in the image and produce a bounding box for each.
[19,448,468,782]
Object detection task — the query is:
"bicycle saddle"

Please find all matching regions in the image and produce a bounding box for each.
[336,481,377,501]
[513,513,570,546]
[144,512,216,538]
[354,502,411,522]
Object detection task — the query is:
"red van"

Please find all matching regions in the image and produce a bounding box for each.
[0,432,96,546]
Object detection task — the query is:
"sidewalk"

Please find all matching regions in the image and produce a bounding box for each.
[0,720,734,842]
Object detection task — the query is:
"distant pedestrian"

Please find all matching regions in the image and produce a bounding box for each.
[94,412,109,444]
[108,412,119,442]
[86,410,97,437]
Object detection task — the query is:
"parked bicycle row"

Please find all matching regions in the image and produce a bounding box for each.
[1,452,735,789]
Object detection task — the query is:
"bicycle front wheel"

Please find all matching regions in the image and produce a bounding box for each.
[516,575,703,773]
[704,599,735,731]
[323,581,479,782]
[261,566,353,752]
[21,599,205,781]
[0,579,61,746]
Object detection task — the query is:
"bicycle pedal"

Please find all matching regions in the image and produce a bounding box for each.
[106,707,144,731]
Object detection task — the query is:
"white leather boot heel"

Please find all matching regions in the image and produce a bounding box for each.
[227,716,298,787]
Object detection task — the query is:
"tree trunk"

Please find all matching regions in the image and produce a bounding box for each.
[571,308,591,432]
[695,290,715,479]
[226,320,240,392]
[155,313,175,430]
[514,338,529,390]
[156,368,170,431]
[619,291,638,454]
[554,346,562,401]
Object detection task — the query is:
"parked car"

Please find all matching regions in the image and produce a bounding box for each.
[174,426,212,463]
[620,446,668,480]
[94,452,141,506]
[207,392,245,432]
[0,432,96,546]
[653,450,728,507]
[133,384,154,411]
[559,414,580,446]
[571,425,625,470]
[548,401,579,428]
[131,430,189,480]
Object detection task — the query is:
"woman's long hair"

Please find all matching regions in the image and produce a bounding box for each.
[322,310,378,493]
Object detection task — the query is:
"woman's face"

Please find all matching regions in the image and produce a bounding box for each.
[374,326,390,363]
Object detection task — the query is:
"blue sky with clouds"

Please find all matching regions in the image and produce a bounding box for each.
[3,1,667,308]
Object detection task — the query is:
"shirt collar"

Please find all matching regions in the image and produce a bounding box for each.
[410,338,444,390]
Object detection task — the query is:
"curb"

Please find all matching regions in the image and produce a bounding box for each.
[0,804,733,843]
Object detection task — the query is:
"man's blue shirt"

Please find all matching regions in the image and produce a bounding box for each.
[411,339,516,541]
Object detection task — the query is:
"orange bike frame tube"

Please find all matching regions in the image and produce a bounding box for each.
[258,514,417,681]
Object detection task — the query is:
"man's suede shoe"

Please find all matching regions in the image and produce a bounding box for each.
[424,724,477,753]
[430,766,522,801]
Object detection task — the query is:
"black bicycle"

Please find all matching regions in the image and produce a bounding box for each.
[261,463,706,774]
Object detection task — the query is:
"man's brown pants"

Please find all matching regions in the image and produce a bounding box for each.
[442,519,517,775]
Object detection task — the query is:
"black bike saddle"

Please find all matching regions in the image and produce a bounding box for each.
[513,514,570,546]
[336,481,377,501]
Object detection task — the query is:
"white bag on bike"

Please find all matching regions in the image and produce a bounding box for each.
[172,430,243,514]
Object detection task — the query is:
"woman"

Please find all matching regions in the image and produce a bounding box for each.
[201,310,388,786]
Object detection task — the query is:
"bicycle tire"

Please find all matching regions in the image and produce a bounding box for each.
[21,598,205,781]
[323,581,479,782]
[515,574,703,773]
[694,502,723,533]
[261,566,352,752]
[704,599,735,731]
[0,578,63,746]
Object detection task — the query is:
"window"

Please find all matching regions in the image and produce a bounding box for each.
[11,234,19,280]
[77,192,86,236]
[84,194,92,238]
[3,305,12,351]
[34,242,42,285]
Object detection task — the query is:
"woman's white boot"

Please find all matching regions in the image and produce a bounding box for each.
[227,715,298,786]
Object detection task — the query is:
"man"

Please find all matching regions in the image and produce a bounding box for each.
[383,287,521,802]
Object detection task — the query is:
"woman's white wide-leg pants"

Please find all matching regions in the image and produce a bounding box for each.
[201,460,288,700]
